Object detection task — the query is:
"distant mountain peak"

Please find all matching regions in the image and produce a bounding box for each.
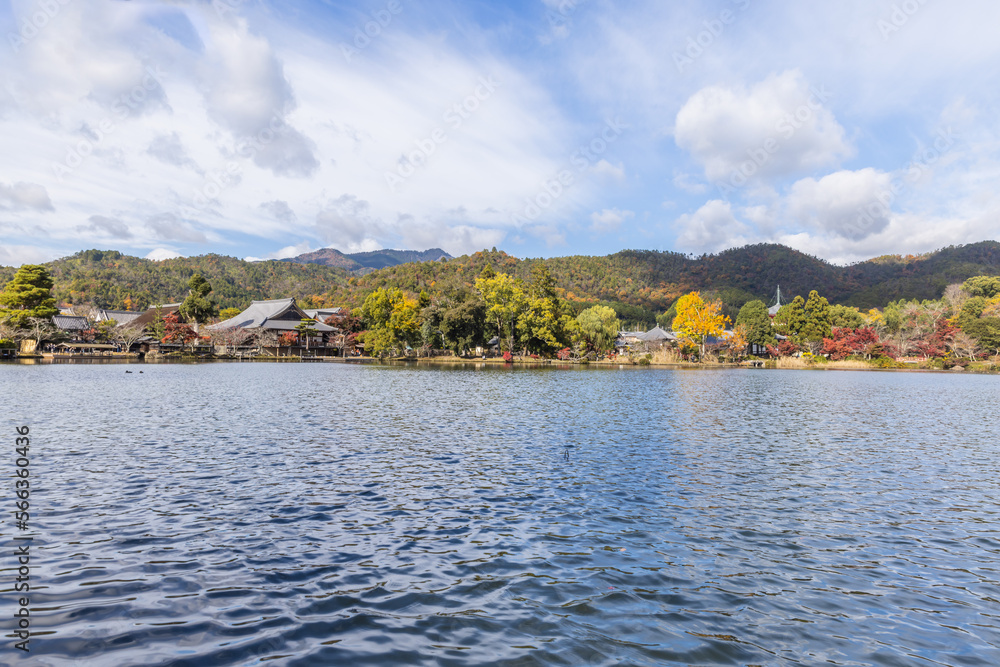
[282,247,452,272]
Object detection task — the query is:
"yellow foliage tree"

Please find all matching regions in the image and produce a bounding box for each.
[864,308,884,327]
[361,287,420,357]
[671,291,729,361]
[726,323,749,361]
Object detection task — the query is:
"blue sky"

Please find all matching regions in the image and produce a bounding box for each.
[1,0,998,266]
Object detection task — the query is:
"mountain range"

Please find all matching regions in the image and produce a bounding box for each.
[2,242,998,321]
[281,247,452,272]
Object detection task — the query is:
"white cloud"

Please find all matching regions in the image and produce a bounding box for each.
[0,244,55,267]
[590,208,634,233]
[3,1,999,266]
[674,200,751,253]
[0,2,583,261]
[259,200,297,223]
[523,223,566,249]
[785,168,894,241]
[76,215,132,240]
[244,241,316,262]
[6,1,169,116]
[314,195,384,249]
[147,132,198,170]
[200,15,318,177]
[591,159,625,180]
[145,213,208,244]
[146,248,182,261]
[675,70,853,186]
[0,182,54,211]
[673,172,707,195]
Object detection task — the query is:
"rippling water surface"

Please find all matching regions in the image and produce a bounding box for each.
[3,362,1000,666]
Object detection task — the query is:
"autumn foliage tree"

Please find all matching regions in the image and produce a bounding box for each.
[161,311,197,350]
[770,339,801,357]
[821,327,883,360]
[361,287,420,357]
[517,265,573,355]
[475,268,527,354]
[324,311,364,356]
[671,291,729,361]
[575,305,620,355]
[726,324,749,360]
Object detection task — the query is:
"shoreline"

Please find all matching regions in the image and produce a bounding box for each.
[4,354,998,374]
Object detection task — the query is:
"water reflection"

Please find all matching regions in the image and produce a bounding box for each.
[1,364,999,665]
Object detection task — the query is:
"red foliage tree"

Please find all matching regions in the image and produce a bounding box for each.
[822,327,882,360]
[161,312,196,347]
[324,312,363,333]
[913,318,956,358]
[767,339,800,357]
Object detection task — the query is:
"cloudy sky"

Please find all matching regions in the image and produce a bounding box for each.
[1,0,998,266]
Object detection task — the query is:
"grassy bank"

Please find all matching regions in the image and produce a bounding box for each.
[400,352,1000,373]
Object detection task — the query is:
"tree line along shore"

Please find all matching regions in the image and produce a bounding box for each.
[2,261,999,372]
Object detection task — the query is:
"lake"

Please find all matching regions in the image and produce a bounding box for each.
[2,362,1000,665]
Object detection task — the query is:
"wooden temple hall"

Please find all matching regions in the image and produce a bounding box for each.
[207,298,342,357]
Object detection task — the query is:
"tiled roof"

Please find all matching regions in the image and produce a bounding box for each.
[304,308,343,320]
[52,315,90,331]
[634,326,677,342]
[97,309,143,326]
[131,303,181,328]
[209,298,334,332]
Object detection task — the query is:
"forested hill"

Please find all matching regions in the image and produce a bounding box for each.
[0,250,350,311]
[326,241,1000,312]
[1,242,998,314]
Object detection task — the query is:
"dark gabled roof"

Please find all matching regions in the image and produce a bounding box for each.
[634,326,677,342]
[52,315,90,331]
[131,303,181,328]
[208,298,334,332]
[97,309,143,326]
[304,308,343,321]
[255,320,335,332]
[704,330,736,345]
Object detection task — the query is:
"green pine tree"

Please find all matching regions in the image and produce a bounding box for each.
[735,300,774,347]
[800,290,832,341]
[773,296,805,338]
[0,264,59,327]
[179,274,218,324]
